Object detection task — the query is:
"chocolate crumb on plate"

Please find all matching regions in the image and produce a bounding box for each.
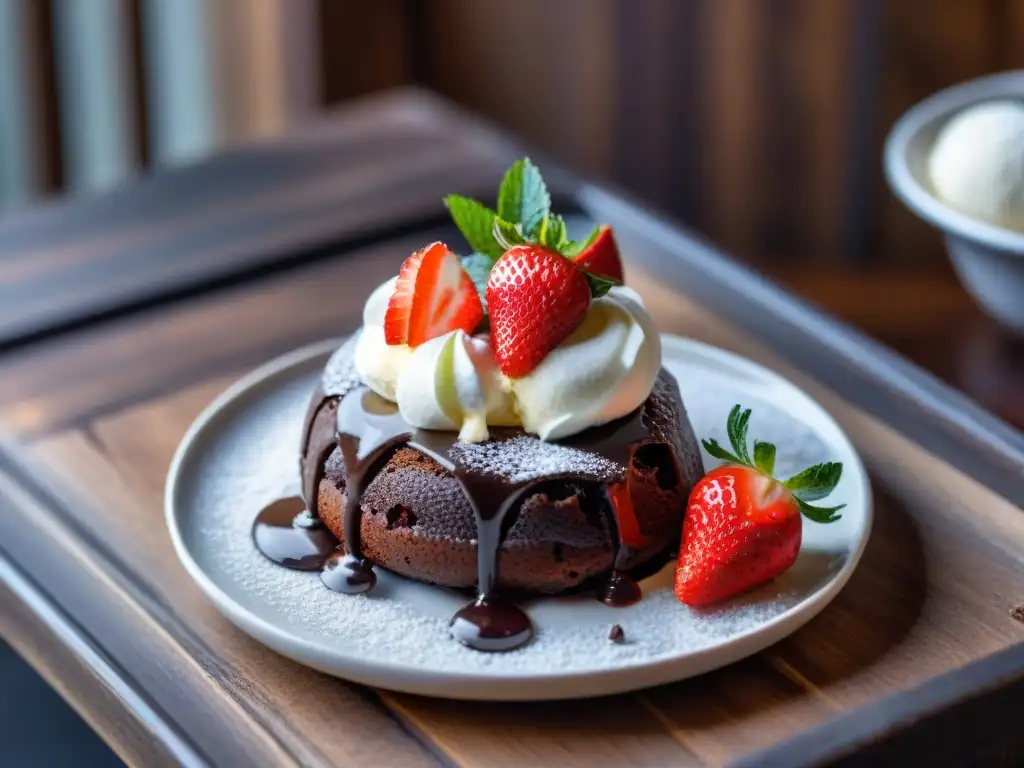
[608,624,625,643]
[1009,603,1024,623]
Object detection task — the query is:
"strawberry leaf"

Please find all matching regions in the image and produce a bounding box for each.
[726,405,753,465]
[753,441,776,476]
[795,497,845,524]
[493,217,527,251]
[783,461,843,501]
[444,195,502,260]
[583,270,616,298]
[497,158,550,238]
[563,224,601,257]
[701,438,743,466]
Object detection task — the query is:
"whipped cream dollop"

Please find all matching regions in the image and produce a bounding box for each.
[354,278,661,442]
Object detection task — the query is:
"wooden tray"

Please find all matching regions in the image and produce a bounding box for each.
[0,89,1022,767]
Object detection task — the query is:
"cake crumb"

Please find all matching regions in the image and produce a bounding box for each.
[1009,603,1024,623]
[608,624,625,643]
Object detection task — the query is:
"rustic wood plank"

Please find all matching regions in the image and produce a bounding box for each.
[0,88,506,347]
[0,228,454,438]
[7,261,1020,765]
[5,421,440,768]
[635,657,826,764]
[383,693,700,768]
[0,556,197,768]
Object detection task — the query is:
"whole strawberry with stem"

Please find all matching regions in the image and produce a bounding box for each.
[486,244,593,378]
[674,405,845,607]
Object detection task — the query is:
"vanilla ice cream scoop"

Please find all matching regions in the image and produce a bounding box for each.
[928,100,1024,231]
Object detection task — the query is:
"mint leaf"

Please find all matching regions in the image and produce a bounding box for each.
[795,497,845,524]
[444,195,502,260]
[538,214,569,251]
[493,217,526,251]
[497,158,550,237]
[753,441,776,476]
[583,270,616,298]
[461,252,496,314]
[563,224,601,257]
[701,438,743,465]
[783,462,843,501]
[726,405,753,465]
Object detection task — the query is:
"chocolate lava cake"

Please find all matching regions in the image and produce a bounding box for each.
[300,336,705,596]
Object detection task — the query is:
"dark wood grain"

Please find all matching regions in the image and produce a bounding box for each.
[768,263,1024,431]
[419,0,616,182]
[319,0,410,101]
[0,89,507,349]
[0,556,198,768]
[1,409,442,768]
[410,0,939,265]
[0,227,456,437]
[20,0,63,194]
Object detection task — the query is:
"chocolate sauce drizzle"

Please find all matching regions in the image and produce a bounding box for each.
[254,337,695,652]
[252,496,337,570]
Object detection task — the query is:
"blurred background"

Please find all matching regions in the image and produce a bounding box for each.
[5,0,1021,268]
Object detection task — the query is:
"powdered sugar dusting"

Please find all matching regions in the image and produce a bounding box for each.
[179,341,857,685]
[451,435,623,485]
[321,333,360,396]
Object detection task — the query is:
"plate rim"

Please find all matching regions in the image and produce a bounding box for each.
[165,335,873,700]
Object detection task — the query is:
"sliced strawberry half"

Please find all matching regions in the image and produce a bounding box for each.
[572,225,624,282]
[384,242,483,347]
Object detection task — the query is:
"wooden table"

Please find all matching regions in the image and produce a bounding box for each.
[0,88,1023,767]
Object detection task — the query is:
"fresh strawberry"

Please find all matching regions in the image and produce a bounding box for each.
[674,405,845,607]
[572,225,624,282]
[384,241,483,347]
[486,245,591,378]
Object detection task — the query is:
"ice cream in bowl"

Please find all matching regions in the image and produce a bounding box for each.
[885,71,1024,335]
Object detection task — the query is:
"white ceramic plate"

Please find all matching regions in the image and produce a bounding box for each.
[166,336,871,701]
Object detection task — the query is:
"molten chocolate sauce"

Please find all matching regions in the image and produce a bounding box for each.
[597,571,643,607]
[320,551,377,594]
[256,344,679,652]
[300,387,339,513]
[252,496,338,570]
[450,598,534,652]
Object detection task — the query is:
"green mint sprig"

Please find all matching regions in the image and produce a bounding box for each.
[443,195,503,260]
[702,404,845,524]
[497,158,550,238]
[444,157,613,307]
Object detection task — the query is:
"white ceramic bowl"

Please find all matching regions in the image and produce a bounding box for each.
[885,70,1024,335]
